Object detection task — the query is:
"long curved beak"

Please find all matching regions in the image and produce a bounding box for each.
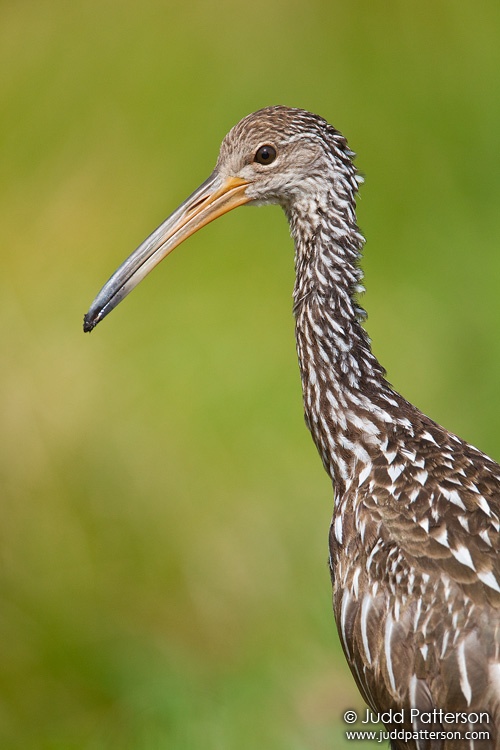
[83,171,250,332]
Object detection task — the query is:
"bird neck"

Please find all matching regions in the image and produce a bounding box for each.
[287,189,398,493]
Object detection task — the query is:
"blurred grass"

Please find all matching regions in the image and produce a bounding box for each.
[1,0,500,747]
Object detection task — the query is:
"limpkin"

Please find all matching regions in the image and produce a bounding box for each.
[84,106,500,749]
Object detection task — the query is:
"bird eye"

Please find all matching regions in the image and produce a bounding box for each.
[254,145,277,165]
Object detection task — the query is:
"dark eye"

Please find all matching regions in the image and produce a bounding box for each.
[254,144,277,165]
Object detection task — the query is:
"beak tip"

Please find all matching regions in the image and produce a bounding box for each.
[83,312,97,333]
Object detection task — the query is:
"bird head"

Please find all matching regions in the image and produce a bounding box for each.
[216,106,334,208]
[83,106,354,332]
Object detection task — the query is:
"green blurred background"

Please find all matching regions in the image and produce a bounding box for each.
[2,1,500,747]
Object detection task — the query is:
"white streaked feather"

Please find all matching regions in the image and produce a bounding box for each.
[440,629,450,659]
[384,615,396,693]
[340,591,352,659]
[415,469,428,485]
[457,640,472,705]
[352,566,361,598]
[458,515,470,533]
[479,528,492,547]
[450,544,475,571]
[476,495,492,517]
[388,464,404,483]
[477,569,500,593]
[433,527,449,548]
[442,487,467,511]
[418,517,430,532]
[334,514,343,544]
[360,596,372,665]
[358,463,371,486]
[421,431,438,445]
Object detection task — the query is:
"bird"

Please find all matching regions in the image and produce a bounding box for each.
[84,106,500,749]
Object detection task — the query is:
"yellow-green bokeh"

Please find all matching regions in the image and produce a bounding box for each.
[2,1,500,747]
